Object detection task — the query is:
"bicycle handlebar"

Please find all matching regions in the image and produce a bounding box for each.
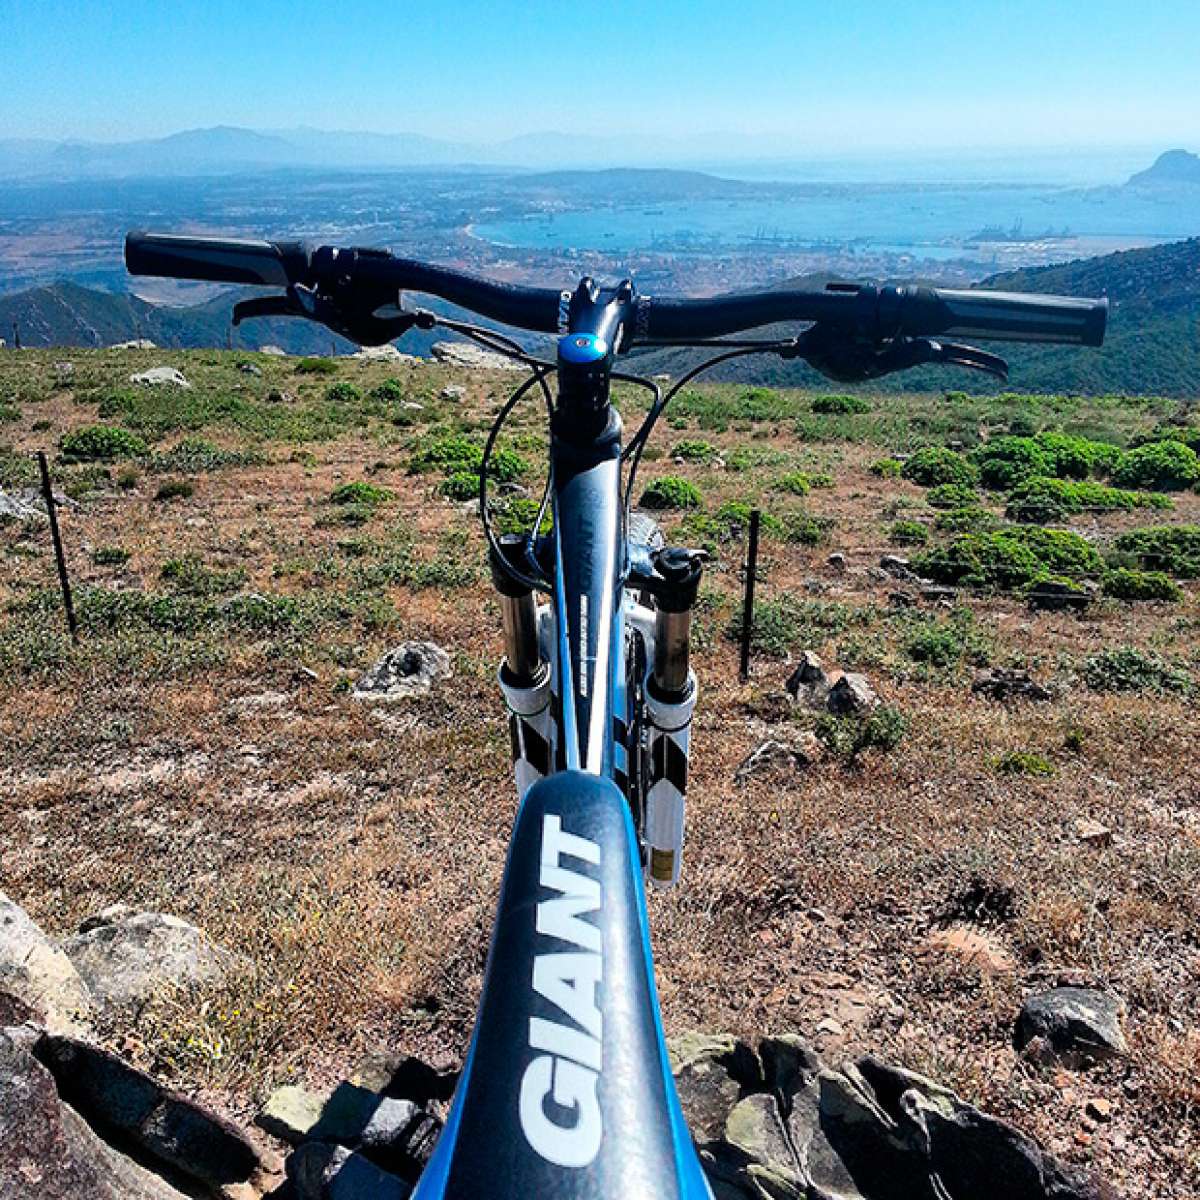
[125,230,1108,348]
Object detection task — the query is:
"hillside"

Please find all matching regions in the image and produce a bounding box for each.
[1126,149,1200,188]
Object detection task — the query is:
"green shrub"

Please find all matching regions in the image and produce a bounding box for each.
[670,439,718,464]
[439,472,480,500]
[889,520,929,547]
[486,447,530,484]
[330,481,393,506]
[1101,568,1182,603]
[1082,647,1192,695]
[295,357,339,375]
[811,394,869,415]
[808,472,835,489]
[1111,440,1200,492]
[1111,525,1200,578]
[324,381,363,404]
[902,447,979,488]
[870,458,903,479]
[1033,432,1121,480]
[409,434,484,475]
[777,511,832,546]
[1005,477,1169,523]
[992,750,1055,777]
[371,378,407,403]
[492,496,553,536]
[1131,425,1200,453]
[160,553,248,597]
[640,476,702,510]
[147,437,265,473]
[92,547,130,566]
[154,479,194,501]
[815,705,908,761]
[903,610,990,669]
[775,471,812,496]
[972,437,1051,489]
[59,425,147,463]
[913,527,1100,591]
[927,482,979,509]
[934,505,998,533]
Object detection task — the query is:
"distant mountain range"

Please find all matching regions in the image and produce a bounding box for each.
[3,238,1198,398]
[0,126,793,179]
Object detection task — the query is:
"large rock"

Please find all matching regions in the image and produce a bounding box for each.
[825,674,879,715]
[430,341,525,372]
[735,736,824,782]
[351,344,420,364]
[0,892,93,1033]
[1014,988,1127,1066]
[667,1033,758,1146]
[129,366,191,389]
[62,910,245,1009]
[110,338,157,350]
[0,1028,187,1200]
[971,669,1052,703]
[35,1033,275,1193]
[353,642,452,702]
[288,1141,412,1200]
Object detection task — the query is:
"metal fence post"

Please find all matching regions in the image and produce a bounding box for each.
[37,451,78,643]
[739,508,761,682]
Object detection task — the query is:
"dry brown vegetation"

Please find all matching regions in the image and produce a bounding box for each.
[1,348,1198,1197]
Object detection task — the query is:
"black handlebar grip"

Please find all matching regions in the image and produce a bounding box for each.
[125,231,311,287]
[919,287,1108,347]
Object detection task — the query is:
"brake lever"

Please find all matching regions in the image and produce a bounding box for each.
[781,324,1009,382]
[231,285,425,347]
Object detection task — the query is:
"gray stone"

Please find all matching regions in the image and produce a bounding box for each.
[0,891,93,1033]
[430,341,524,372]
[439,384,466,401]
[236,361,263,376]
[879,554,916,580]
[62,910,245,1009]
[826,552,847,571]
[667,1033,756,1146]
[257,1083,327,1143]
[129,366,191,389]
[109,338,157,350]
[735,735,824,782]
[260,344,288,356]
[349,1047,458,1104]
[971,668,1052,702]
[288,1142,412,1200]
[35,1033,271,1193]
[785,651,828,699]
[0,1029,188,1200]
[1014,987,1127,1066]
[351,344,419,364]
[723,1093,804,1199]
[825,674,879,715]
[353,641,452,702]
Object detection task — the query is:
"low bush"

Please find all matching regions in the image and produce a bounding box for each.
[154,479,194,501]
[992,750,1055,777]
[330,481,393,506]
[1033,432,1122,480]
[815,705,908,761]
[1111,440,1200,492]
[439,472,480,500]
[1005,476,1169,523]
[902,447,979,488]
[811,394,869,415]
[409,434,484,475]
[889,520,929,547]
[1111,525,1200,578]
[775,471,812,496]
[160,553,249,597]
[903,610,991,669]
[927,482,979,509]
[295,357,339,375]
[1101,568,1182,603]
[934,505,999,533]
[146,437,265,474]
[670,439,719,464]
[92,547,130,566]
[1082,647,1192,695]
[59,425,147,463]
[325,381,363,404]
[370,378,407,403]
[640,476,703,510]
[913,527,1101,591]
[486,447,530,484]
[972,437,1051,489]
[870,458,903,478]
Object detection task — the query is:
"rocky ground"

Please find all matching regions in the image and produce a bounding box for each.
[1,347,1198,1197]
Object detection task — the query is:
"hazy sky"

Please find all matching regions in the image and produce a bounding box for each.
[3,0,1198,150]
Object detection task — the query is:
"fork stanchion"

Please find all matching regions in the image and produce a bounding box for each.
[37,451,79,643]
[739,508,761,682]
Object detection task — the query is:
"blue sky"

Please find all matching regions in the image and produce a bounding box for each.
[3,0,1198,150]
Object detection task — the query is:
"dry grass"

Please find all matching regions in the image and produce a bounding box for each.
[1,348,1198,1195]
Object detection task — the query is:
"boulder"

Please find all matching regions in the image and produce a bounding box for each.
[923,925,1016,976]
[826,552,847,571]
[35,1033,275,1193]
[439,385,466,401]
[1025,580,1095,612]
[825,673,879,715]
[879,554,916,581]
[430,341,524,372]
[735,735,824,782]
[287,1141,412,1200]
[722,1092,803,1199]
[353,642,452,702]
[129,367,191,389]
[61,910,246,1010]
[0,1028,187,1200]
[0,892,93,1033]
[667,1033,758,1146]
[785,651,828,699]
[351,344,419,363]
[109,338,156,350]
[1014,988,1127,1066]
[236,361,263,376]
[260,344,288,356]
